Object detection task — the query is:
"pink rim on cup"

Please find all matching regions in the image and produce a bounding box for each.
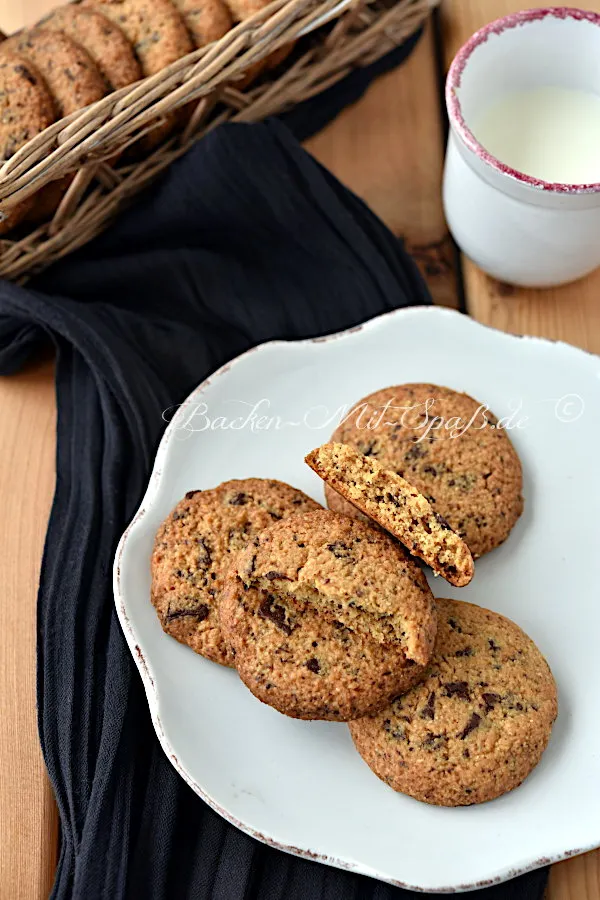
[443,8,600,288]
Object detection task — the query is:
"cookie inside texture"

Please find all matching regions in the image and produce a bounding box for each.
[349,598,558,806]
[220,577,429,721]
[305,442,474,587]
[235,509,437,666]
[327,383,524,559]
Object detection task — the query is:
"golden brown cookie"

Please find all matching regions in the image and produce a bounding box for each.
[2,29,106,117]
[151,479,321,666]
[171,0,232,47]
[349,598,557,806]
[83,0,193,75]
[39,6,142,90]
[220,578,428,720]
[306,442,474,587]
[224,0,269,19]
[0,53,55,234]
[229,509,437,665]
[327,384,524,559]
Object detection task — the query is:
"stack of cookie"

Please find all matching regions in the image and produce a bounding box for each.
[151,383,558,807]
[0,0,287,234]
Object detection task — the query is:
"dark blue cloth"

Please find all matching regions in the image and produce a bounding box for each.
[0,46,548,900]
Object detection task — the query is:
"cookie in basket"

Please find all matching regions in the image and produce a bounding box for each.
[305,442,474,587]
[349,598,557,806]
[1,30,107,227]
[171,0,233,47]
[220,577,429,720]
[220,510,437,719]
[326,384,524,558]
[151,479,321,666]
[84,0,194,151]
[2,28,106,117]
[0,54,56,234]
[84,0,193,75]
[39,6,142,90]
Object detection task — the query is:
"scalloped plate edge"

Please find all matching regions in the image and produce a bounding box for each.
[113,305,599,893]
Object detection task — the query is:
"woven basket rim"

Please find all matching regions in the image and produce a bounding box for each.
[0,0,362,209]
[0,0,437,281]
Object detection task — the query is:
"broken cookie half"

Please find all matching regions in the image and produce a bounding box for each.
[219,510,437,720]
[305,442,474,587]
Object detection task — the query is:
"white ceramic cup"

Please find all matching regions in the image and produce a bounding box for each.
[443,8,600,288]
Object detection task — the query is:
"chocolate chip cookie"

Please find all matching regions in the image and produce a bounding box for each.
[327,384,524,558]
[2,29,106,117]
[171,0,232,47]
[227,509,437,665]
[0,53,55,234]
[306,442,474,587]
[39,6,142,90]
[151,479,320,666]
[349,598,557,806]
[84,0,193,75]
[220,578,429,720]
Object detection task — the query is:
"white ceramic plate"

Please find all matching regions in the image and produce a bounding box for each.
[114,306,600,893]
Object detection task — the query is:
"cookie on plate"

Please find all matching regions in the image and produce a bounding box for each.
[84,0,193,75]
[306,442,474,587]
[327,384,524,558]
[39,6,143,90]
[349,598,557,806]
[151,479,320,666]
[171,0,232,47]
[2,29,106,116]
[228,509,437,665]
[220,578,429,720]
[0,53,56,234]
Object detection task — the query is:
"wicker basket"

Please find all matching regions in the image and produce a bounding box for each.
[0,0,436,282]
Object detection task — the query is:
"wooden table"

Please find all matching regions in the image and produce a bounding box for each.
[1,1,599,898]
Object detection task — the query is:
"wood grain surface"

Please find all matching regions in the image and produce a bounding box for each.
[0,0,599,898]
[307,23,459,309]
[0,358,58,900]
